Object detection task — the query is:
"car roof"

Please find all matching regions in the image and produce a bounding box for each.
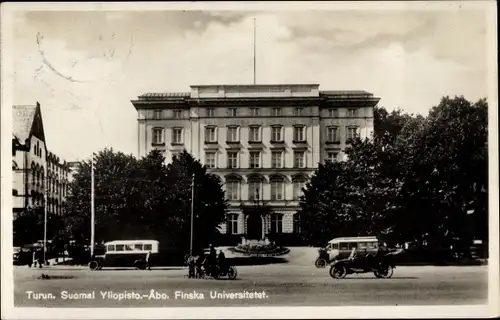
[328,236,378,244]
[104,240,159,245]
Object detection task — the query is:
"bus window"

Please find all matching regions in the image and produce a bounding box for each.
[339,243,349,250]
[332,243,339,250]
[367,242,374,248]
[125,244,134,251]
[116,244,124,251]
[372,242,378,249]
[107,245,115,252]
[359,242,367,249]
[144,244,152,251]
[348,243,358,250]
[134,244,143,251]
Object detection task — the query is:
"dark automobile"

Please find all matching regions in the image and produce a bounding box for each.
[13,247,32,265]
[329,248,403,279]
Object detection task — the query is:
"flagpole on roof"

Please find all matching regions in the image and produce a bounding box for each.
[253,17,256,85]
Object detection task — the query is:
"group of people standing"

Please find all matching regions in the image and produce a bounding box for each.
[187,245,226,278]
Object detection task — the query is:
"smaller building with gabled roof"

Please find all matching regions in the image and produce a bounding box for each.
[12,102,71,218]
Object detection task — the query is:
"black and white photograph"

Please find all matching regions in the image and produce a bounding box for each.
[1,1,498,319]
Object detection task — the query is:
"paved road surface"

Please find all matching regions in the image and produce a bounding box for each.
[13,265,487,307]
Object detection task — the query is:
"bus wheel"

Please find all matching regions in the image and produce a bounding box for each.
[89,261,99,271]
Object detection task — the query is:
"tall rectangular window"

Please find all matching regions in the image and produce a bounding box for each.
[173,109,182,119]
[294,151,305,168]
[347,127,359,140]
[228,108,238,117]
[271,180,284,200]
[293,126,305,142]
[271,126,282,142]
[249,126,261,142]
[248,181,261,200]
[293,214,301,234]
[226,182,240,201]
[227,152,239,168]
[272,108,282,117]
[227,126,239,142]
[207,108,215,117]
[152,128,164,144]
[205,152,216,168]
[293,180,306,200]
[227,213,239,234]
[294,108,303,116]
[172,128,183,144]
[271,151,283,168]
[327,127,339,143]
[250,108,260,116]
[249,152,260,168]
[205,126,217,143]
[270,214,283,234]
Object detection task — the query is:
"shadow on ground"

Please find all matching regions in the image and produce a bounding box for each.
[227,257,288,266]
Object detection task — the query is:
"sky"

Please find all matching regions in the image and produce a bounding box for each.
[8,5,492,162]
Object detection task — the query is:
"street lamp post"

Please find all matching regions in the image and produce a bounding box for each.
[190,174,195,256]
[90,154,95,258]
[43,166,48,264]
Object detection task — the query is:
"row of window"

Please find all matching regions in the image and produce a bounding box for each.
[151,107,361,119]
[33,141,43,158]
[225,213,301,235]
[107,243,153,252]
[203,149,339,169]
[30,171,68,197]
[224,179,306,201]
[29,192,64,215]
[152,125,359,145]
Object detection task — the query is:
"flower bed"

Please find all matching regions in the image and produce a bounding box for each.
[230,240,290,257]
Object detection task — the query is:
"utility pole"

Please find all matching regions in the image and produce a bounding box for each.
[190,174,195,256]
[90,154,95,258]
[43,165,48,264]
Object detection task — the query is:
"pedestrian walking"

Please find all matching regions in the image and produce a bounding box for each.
[145,251,151,270]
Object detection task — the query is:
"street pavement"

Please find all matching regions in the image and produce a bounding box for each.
[13,264,488,307]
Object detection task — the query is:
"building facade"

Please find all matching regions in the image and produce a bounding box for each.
[131,84,380,240]
[12,102,71,218]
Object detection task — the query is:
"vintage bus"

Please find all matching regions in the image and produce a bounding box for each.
[89,240,159,270]
[327,236,379,262]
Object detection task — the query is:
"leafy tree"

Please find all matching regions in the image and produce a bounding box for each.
[299,96,488,256]
[162,151,228,253]
[63,148,139,242]
[13,206,65,246]
[63,148,228,255]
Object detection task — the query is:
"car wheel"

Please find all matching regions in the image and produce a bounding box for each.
[329,264,347,279]
[315,258,327,268]
[375,264,394,279]
[88,261,99,271]
[228,266,237,280]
